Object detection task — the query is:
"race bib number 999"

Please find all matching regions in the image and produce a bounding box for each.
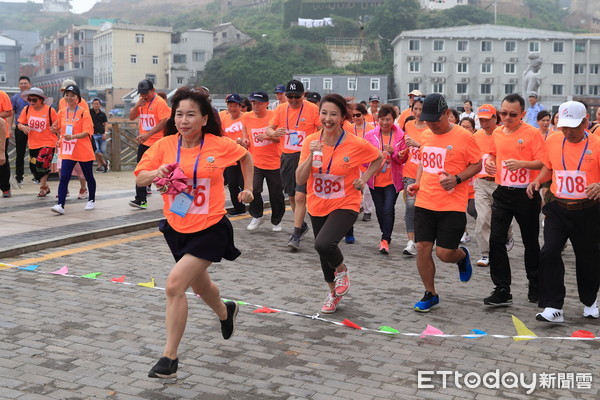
[313,173,345,200]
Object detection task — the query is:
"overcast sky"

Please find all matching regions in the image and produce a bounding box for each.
[3,0,100,14]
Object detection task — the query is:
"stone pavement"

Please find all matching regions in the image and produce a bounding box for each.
[0,174,599,399]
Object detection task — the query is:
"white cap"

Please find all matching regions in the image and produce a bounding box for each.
[557,101,586,128]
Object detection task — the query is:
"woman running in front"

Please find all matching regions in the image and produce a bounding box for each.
[135,87,254,379]
[296,94,383,313]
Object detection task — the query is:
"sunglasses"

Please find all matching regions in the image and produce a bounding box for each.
[412,97,425,102]
[353,113,363,118]
[27,97,40,103]
[286,94,302,99]
[498,111,520,118]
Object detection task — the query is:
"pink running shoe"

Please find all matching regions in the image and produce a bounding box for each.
[321,293,342,314]
[334,268,350,297]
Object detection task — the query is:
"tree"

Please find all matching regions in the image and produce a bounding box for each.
[367,0,420,41]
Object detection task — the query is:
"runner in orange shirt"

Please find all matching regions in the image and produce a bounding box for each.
[398,89,423,130]
[58,80,89,111]
[0,88,13,197]
[241,91,285,232]
[483,93,546,307]
[459,117,478,245]
[527,101,600,322]
[406,94,482,312]
[129,79,171,209]
[364,95,380,126]
[135,87,254,379]
[297,94,382,313]
[266,80,321,251]
[50,85,96,214]
[17,88,58,197]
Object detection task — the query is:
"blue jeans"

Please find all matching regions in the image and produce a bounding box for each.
[370,184,399,243]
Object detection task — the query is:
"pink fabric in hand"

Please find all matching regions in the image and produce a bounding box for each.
[153,162,188,194]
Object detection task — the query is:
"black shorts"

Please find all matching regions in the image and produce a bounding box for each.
[280,152,300,196]
[159,216,241,263]
[414,206,466,249]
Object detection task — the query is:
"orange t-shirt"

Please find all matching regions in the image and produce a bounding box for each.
[343,121,375,139]
[135,134,248,233]
[0,90,11,124]
[543,132,600,201]
[300,131,380,217]
[398,107,412,130]
[489,123,547,187]
[373,132,394,187]
[415,125,482,212]
[18,105,58,149]
[219,110,244,142]
[269,100,320,154]
[55,106,94,162]
[136,94,171,147]
[242,110,280,170]
[403,120,427,179]
[58,97,89,111]
[473,129,495,179]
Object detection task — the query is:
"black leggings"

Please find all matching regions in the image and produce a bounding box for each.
[310,209,358,282]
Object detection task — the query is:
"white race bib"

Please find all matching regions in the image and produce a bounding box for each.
[28,116,47,132]
[140,114,156,132]
[313,173,345,200]
[409,147,420,164]
[168,178,211,215]
[554,170,587,199]
[61,136,77,156]
[501,161,530,188]
[421,146,446,174]
[479,154,490,175]
[251,127,270,147]
[284,130,306,152]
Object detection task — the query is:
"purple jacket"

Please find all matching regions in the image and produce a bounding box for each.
[364,124,408,192]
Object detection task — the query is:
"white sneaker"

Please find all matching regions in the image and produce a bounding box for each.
[460,232,470,243]
[535,307,564,323]
[272,223,282,232]
[583,301,599,319]
[247,217,264,231]
[476,256,489,267]
[505,237,514,252]
[84,200,95,211]
[403,240,417,256]
[51,204,65,215]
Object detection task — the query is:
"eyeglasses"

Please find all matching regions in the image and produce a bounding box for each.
[27,97,39,103]
[498,111,520,118]
[286,94,302,99]
[353,113,362,118]
[412,97,425,102]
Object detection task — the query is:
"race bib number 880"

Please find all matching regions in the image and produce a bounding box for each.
[421,146,446,174]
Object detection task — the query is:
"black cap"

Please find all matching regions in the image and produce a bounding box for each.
[420,93,448,122]
[369,95,381,102]
[306,92,321,104]
[63,84,81,101]
[225,93,242,104]
[248,91,269,102]
[285,80,304,95]
[137,79,154,94]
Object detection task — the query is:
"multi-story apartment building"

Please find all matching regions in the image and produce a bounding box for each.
[392,24,600,111]
[92,23,172,110]
[169,28,213,89]
[0,35,21,91]
[32,25,98,101]
[293,74,388,103]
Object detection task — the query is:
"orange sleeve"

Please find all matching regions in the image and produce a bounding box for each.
[81,109,94,135]
[466,134,483,165]
[530,129,548,163]
[300,132,316,164]
[269,104,283,128]
[157,99,171,121]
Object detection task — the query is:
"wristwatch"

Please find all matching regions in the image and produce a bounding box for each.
[455,175,462,184]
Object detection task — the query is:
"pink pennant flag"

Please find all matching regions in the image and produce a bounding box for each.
[111,275,126,283]
[420,324,444,338]
[342,318,362,330]
[50,266,69,275]
[252,307,279,313]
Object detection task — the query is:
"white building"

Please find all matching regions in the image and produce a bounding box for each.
[292,74,388,103]
[169,28,213,89]
[43,0,71,12]
[392,24,600,111]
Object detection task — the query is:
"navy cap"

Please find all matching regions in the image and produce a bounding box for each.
[226,93,242,104]
[369,95,381,102]
[306,92,321,104]
[137,79,154,94]
[248,91,269,103]
[420,93,448,122]
[274,84,285,93]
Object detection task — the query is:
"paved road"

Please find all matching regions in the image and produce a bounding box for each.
[0,174,598,399]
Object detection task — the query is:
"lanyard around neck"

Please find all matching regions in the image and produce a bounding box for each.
[66,106,79,123]
[561,133,588,171]
[286,103,304,131]
[319,129,345,175]
[379,129,393,150]
[176,135,205,189]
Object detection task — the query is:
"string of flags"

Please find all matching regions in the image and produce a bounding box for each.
[2,262,598,341]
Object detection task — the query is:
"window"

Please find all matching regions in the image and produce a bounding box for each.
[409,61,420,73]
[145,74,156,83]
[236,33,241,40]
[553,41,564,52]
[58,38,64,46]
[480,84,491,95]
[574,85,585,95]
[590,64,600,74]
[589,86,600,96]
[432,62,444,73]
[529,41,540,52]
[177,77,184,85]
[504,84,515,94]
[300,78,310,90]
[222,32,227,39]
[409,39,420,51]
[45,68,50,75]
[456,83,467,94]
[348,78,356,90]
[80,47,84,55]
[575,41,586,52]
[0,72,6,83]
[173,54,186,63]
[481,40,492,52]
[370,78,380,91]
[505,41,516,52]
[552,85,563,95]
[0,52,5,63]
[323,78,332,90]
[408,83,420,93]
[481,63,492,74]
[59,52,64,60]
[74,47,79,56]
[74,32,80,41]
[152,56,159,65]
[74,62,80,69]
[192,51,205,62]
[433,83,444,93]
[136,33,144,44]
[505,63,516,74]
[58,66,64,72]
[456,62,468,74]
[575,64,585,74]
[130,54,137,64]
[553,64,564,74]
[433,40,444,51]
[457,40,468,52]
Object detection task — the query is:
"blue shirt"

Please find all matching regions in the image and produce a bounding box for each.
[526,103,544,128]
[11,93,28,122]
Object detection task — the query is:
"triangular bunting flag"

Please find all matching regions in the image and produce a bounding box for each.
[50,266,69,275]
[111,275,126,282]
[81,272,102,279]
[420,324,444,338]
[571,330,595,338]
[18,265,39,271]
[252,307,279,313]
[236,300,249,305]
[138,277,155,288]
[466,329,488,338]
[342,319,362,330]
[511,315,537,341]
[378,326,399,334]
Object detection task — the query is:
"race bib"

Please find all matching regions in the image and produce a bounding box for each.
[169,178,210,215]
[313,173,345,200]
[140,114,156,131]
[501,162,530,187]
[251,128,270,147]
[285,130,305,151]
[61,138,77,155]
[479,154,490,175]
[554,170,587,199]
[409,147,420,164]
[421,146,446,174]
[28,116,47,132]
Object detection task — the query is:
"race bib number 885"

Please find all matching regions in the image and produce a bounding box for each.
[313,173,345,200]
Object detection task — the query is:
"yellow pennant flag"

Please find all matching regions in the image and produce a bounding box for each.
[138,277,155,288]
[511,315,537,341]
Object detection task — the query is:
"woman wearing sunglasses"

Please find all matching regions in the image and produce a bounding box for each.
[16,87,58,197]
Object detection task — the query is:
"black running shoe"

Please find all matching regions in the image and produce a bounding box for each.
[148,356,178,379]
[483,287,513,307]
[220,301,239,340]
